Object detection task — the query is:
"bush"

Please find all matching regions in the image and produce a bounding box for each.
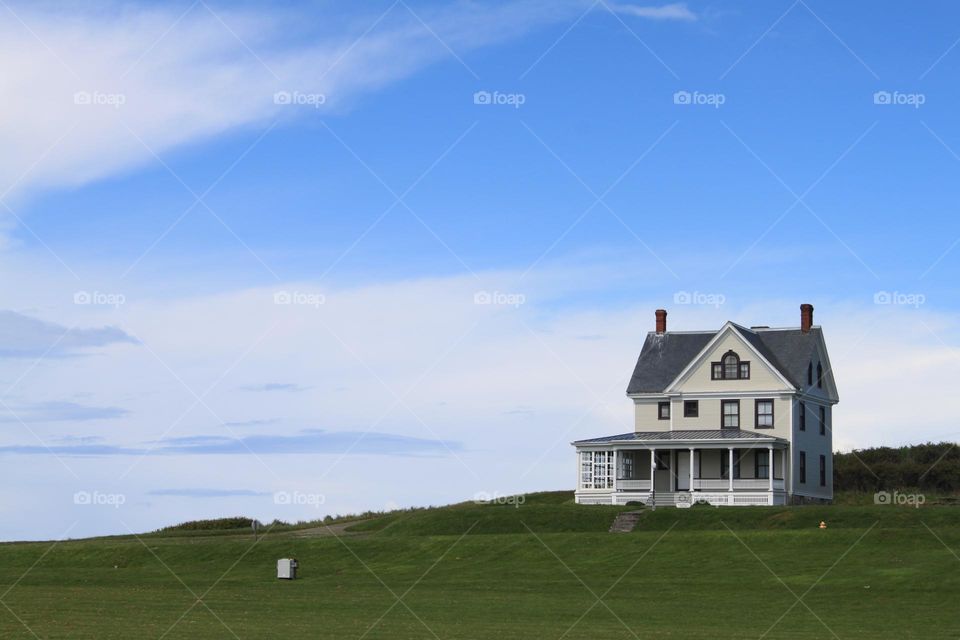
[834,442,960,493]
[157,517,255,532]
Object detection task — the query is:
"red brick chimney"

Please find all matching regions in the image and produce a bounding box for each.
[655,309,667,334]
[800,303,814,333]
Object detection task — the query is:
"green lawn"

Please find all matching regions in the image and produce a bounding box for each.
[1,492,958,638]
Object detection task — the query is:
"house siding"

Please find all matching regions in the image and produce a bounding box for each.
[667,395,792,440]
[791,398,833,500]
[673,331,794,393]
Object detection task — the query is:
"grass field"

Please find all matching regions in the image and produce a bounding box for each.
[2,491,959,638]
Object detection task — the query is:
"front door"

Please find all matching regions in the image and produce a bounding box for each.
[653,452,671,492]
[676,451,690,491]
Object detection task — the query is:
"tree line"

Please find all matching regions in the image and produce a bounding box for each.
[834,442,959,492]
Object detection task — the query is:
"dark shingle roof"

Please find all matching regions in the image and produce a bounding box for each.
[625,324,822,394]
[625,332,713,394]
[574,429,786,444]
[749,326,822,389]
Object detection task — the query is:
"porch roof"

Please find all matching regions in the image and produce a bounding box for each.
[573,429,788,446]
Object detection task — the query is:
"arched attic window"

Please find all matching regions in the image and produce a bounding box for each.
[807,362,813,386]
[711,350,750,380]
[817,362,824,389]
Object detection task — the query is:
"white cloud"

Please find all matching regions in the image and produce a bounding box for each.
[608,2,698,21]
[0,0,698,211]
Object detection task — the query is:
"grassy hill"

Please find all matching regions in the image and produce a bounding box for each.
[1,491,959,638]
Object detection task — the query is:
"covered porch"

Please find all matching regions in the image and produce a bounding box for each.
[574,430,789,507]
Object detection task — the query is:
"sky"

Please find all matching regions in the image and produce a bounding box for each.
[1,0,960,541]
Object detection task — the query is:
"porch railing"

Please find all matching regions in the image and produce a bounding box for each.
[617,479,651,490]
[617,478,785,491]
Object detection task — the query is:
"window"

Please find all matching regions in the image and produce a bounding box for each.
[817,362,824,389]
[819,406,826,435]
[799,451,806,484]
[755,399,774,428]
[800,402,806,431]
[720,452,729,480]
[722,400,740,428]
[658,401,670,420]
[723,352,739,379]
[819,455,827,486]
[620,452,635,479]
[755,450,769,479]
[711,351,750,380]
[580,451,614,489]
[580,452,593,488]
[807,362,813,386]
[684,400,699,418]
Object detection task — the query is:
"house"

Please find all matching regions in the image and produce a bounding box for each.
[573,304,838,507]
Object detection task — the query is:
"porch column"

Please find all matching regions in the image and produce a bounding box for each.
[649,448,656,503]
[728,447,734,491]
[689,448,695,492]
[612,449,618,492]
[669,450,674,492]
[768,445,774,492]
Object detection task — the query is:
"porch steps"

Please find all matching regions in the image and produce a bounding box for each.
[609,511,644,533]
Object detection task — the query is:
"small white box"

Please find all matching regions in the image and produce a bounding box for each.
[277,558,298,579]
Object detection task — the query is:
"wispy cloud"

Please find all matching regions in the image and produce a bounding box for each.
[237,383,309,392]
[147,488,269,498]
[608,2,697,21]
[0,428,459,456]
[0,310,138,358]
[0,0,695,210]
[0,401,127,423]
[222,419,279,428]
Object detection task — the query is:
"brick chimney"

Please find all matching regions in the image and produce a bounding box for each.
[655,309,667,334]
[800,303,814,333]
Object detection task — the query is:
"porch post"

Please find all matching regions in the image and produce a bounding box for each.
[612,449,618,492]
[768,445,774,505]
[689,448,695,492]
[649,448,656,507]
[669,449,675,492]
[728,447,734,492]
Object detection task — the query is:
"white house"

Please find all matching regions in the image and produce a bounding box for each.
[573,304,838,507]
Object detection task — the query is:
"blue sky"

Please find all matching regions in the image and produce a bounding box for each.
[2,0,960,540]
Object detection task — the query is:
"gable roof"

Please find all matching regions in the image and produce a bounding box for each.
[625,331,714,395]
[626,324,825,394]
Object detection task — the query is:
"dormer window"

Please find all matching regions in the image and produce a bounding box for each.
[711,350,750,380]
[816,362,823,389]
[807,362,813,386]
